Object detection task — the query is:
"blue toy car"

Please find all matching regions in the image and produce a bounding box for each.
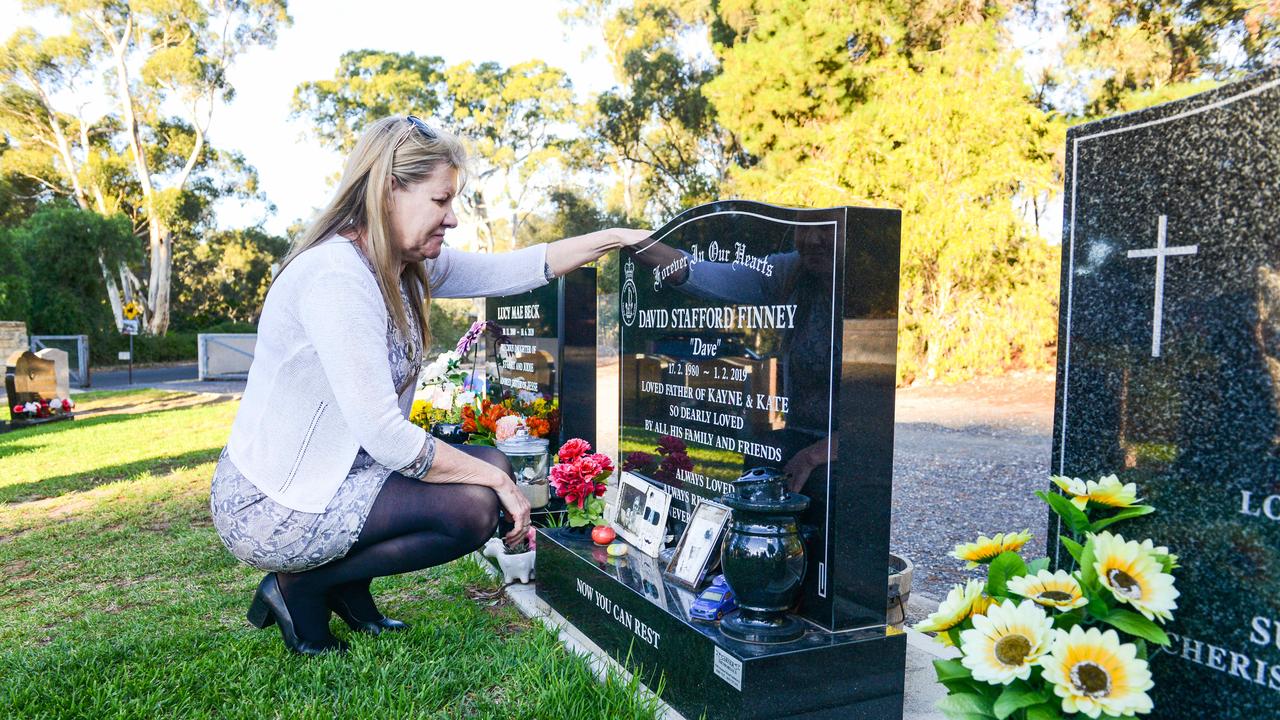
[690,575,737,622]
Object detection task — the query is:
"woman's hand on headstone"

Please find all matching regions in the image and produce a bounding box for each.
[495,479,532,547]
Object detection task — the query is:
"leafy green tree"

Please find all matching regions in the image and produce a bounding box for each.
[291,50,447,154]
[706,2,1063,383]
[0,229,30,321]
[6,204,139,336]
[1062,0,1280,114]
[292,54,579,253]
[169,227,289,331]
[568,0,745,220]
[0,0,290,334]
[446,60,577,252]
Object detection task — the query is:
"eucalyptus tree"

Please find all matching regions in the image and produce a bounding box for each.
[566,0,746,221]
[0,0,289,334]
[292,54,578,253]
[1061,0,1280,114]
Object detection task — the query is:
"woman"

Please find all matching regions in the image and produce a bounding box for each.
[210,115,648,655]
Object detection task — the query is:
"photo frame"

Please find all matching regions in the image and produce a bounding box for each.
[610,472,672,557]
[663,499,731,589]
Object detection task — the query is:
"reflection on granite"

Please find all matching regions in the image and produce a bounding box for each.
[1052,67,1280,718]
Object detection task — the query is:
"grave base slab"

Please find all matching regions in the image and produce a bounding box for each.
[536,528,905,720]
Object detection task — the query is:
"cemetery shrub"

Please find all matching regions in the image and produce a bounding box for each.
[4,205,138,337]
[169,227,289,331]
[0,230,30,321]
[90,330,200,365]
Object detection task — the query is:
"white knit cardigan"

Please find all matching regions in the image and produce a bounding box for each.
[226,236,549,512]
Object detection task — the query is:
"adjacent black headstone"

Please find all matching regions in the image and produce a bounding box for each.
[537,200,905,720]
[485,267,597,448]
[1052,68,1280,718]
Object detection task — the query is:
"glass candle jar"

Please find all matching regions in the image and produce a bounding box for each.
[497,427,550,509]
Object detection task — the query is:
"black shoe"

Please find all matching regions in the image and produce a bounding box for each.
[326,593,409,636]
[247,574,348,656]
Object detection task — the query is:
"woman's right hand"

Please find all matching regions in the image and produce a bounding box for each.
[493,475,531,546]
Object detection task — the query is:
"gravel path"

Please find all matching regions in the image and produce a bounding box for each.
[890,373,1055,606]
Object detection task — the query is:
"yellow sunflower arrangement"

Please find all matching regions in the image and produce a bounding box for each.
[1040,626,1154,718]
[1092,531,1179,622]
[1051,475,1090,509]
[1050,473,1140,510]
[920,471,1175,719]
[915,579,987,636]
[959,600,1054,684]
[1006,569,1088,611]
[951,530,1032,567]
[1084,474,1141,508]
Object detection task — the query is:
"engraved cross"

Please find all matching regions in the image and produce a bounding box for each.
[1127,215,1198,358]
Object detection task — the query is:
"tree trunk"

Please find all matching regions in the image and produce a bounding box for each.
[99,254,124,332]
[146,220,172,334]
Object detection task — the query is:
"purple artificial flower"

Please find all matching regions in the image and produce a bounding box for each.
[456,321,487,355]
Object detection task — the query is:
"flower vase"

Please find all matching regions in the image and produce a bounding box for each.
[482,538,536,584]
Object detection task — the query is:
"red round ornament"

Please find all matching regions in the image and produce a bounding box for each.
[591,525,616,546]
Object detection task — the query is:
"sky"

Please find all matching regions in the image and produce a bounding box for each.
[1,0,618,239]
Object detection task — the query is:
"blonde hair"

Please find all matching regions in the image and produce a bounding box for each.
[279,116,468,351]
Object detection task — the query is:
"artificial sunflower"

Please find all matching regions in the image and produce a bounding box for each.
[1051,475,1090,509]
[959,600,1054,685]
[1092,531,1179,622]
[1085,474,1141,508]
[951,530,1033,567]
[1006,569,1088,611]
[914,579,986,636]
[1041,626,1154,718]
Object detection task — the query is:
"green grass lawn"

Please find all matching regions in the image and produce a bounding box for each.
[0,390,661,719]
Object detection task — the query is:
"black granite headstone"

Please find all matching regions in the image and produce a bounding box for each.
[1052,68,1280,718]
[537,200,905,720]
[485,267,596,448]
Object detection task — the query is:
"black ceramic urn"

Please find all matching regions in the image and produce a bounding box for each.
[717,467,810,643]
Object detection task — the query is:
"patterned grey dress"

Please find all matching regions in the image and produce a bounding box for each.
[210,271,433,574]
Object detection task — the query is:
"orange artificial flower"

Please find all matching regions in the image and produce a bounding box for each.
[526,417,550,438]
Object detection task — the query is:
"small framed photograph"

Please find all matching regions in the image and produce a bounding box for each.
[610,472,672,557]
[664,499,731,589]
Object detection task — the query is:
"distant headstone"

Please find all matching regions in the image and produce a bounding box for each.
[35,348,70,399]
[0,321,27,364]
[485,268,597,448]
[5,351,71,428]
[1053,68,1280,718]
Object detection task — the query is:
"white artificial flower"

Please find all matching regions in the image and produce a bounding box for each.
[959,600,1054,684]
[1041,626,1153,718]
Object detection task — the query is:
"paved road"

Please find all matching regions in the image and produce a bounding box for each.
[83,363,246,395]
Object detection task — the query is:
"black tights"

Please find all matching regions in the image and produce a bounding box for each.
[275,445,510,642]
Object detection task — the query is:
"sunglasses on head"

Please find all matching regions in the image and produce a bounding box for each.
[406,115,437,140]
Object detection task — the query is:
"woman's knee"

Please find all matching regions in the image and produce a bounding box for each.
[455,484,501,547]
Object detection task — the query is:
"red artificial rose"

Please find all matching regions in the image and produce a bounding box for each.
[586,453,614,475]
[12,405,21,414]
[557,438,590,463]
[576,455,602,481]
